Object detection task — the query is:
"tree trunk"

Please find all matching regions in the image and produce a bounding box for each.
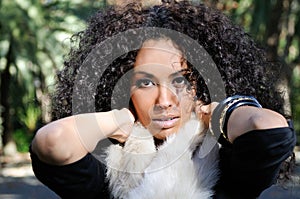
[264,0,293,115]
[0,36,14,154]
[265,0,282,59]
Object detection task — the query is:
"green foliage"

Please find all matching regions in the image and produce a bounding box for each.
[12,129,33,153]
[0,0,105,152]
[291,67,300,144]
[18,104,41,133]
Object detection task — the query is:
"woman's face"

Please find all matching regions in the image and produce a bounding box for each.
[131,39,195,139]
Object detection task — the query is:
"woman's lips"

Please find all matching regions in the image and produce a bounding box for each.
[151,117,180,129]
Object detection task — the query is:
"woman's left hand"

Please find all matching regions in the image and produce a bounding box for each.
[196,102,218,129]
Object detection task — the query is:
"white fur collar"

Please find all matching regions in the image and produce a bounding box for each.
[105,118,219,199]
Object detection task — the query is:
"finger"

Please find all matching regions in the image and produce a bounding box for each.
[200,102,218,115]
[209,102,219,113]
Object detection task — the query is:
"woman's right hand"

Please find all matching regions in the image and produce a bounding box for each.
[31,108,134,165]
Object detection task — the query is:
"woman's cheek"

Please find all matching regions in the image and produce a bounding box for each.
[179,95,195,120]
[131,91,155,126]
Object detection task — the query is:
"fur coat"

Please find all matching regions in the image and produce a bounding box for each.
[105,118,220,199]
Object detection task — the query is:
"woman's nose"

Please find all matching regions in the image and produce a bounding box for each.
[155,84,177,109]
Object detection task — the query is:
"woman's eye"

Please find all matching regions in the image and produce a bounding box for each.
[135,79,155,88]
[172,76,188,88]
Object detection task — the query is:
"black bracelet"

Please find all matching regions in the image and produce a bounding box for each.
[222,98,262,139]
[210,95,262,142]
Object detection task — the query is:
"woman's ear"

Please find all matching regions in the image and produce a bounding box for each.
[186,87,197,113]
[194,100,204,118]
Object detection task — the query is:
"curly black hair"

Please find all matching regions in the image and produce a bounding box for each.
[51,0,285,120]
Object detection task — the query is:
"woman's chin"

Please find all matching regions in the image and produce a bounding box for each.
[151,127,179,140]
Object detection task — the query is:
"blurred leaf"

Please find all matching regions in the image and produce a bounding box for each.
[0,0,105,152]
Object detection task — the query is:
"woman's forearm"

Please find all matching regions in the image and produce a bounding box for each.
[201,102,289,143]
[31,109,134,165]
[227,106,288,143]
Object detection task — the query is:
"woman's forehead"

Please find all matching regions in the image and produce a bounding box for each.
[134,38,186,71]
[140,38,182,56]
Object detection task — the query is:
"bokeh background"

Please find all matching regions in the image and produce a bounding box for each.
[1,0,300,157]
[0,0,299,198]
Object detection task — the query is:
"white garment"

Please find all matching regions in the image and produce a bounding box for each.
[105,118,219,199]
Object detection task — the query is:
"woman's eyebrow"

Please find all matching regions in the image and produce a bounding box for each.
[132,69,189,79]
[170,68,189,77]
[132,71,154,78]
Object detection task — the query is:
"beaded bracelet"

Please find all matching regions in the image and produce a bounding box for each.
[210,95,262,142]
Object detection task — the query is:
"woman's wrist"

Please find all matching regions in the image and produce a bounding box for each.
[77,108,134,152]
[210,95,262,142]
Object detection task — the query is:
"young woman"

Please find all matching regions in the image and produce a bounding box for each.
[30,1,296,198]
